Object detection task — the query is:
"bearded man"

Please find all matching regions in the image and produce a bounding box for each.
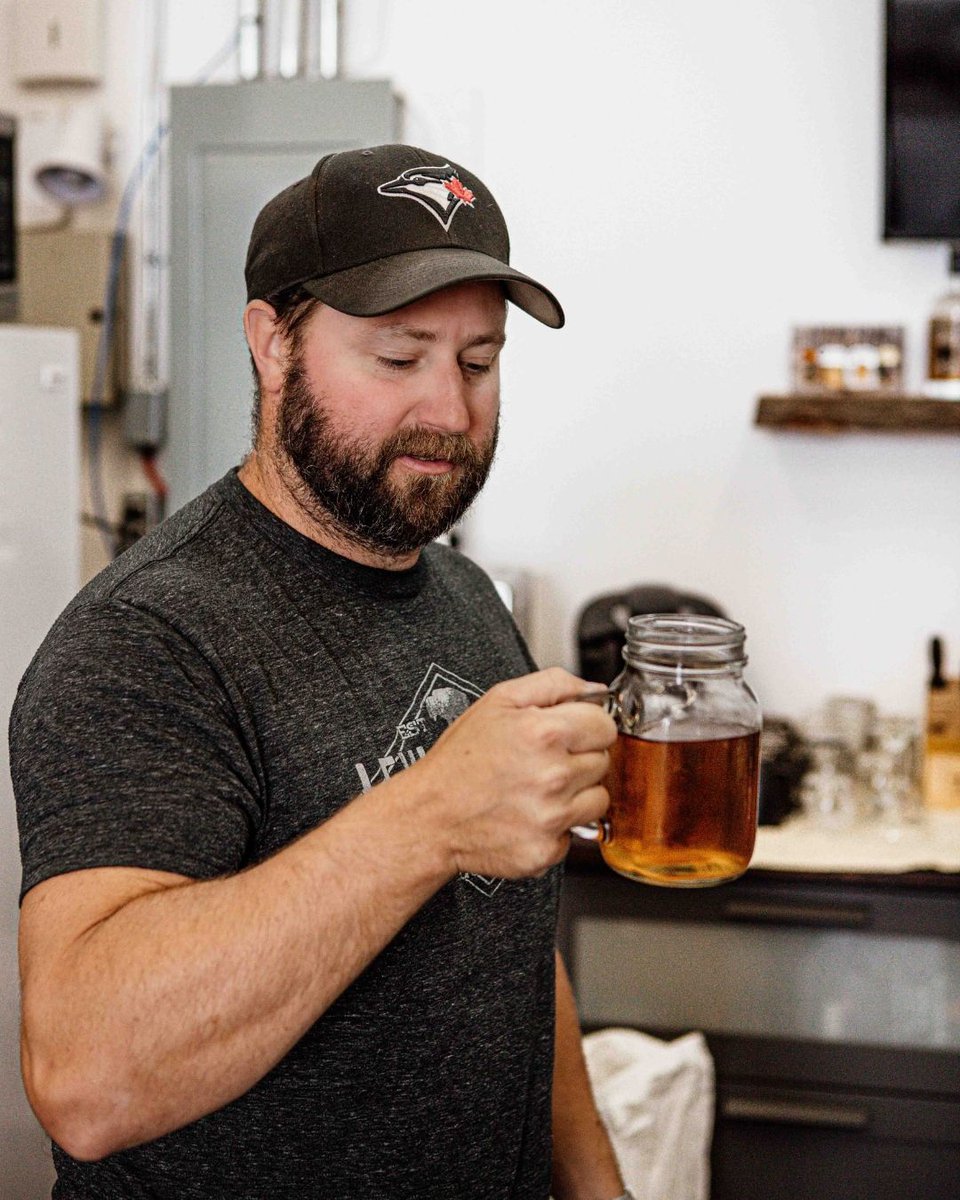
[12,144,629,1200]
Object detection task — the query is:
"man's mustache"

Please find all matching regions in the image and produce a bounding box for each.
[380,428,488,469]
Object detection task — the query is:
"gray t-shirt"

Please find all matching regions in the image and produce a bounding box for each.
[11,470,560,1200]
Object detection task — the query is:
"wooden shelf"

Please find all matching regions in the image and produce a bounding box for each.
[755,393,960,434]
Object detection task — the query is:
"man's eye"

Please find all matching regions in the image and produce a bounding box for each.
[462,361,492,376]
[378,357,416,371]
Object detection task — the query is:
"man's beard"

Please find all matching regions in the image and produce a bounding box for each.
[275,357,499,558]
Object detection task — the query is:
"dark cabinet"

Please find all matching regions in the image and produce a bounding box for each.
[559,854,960,1200]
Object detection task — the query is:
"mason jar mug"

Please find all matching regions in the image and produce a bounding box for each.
[575,614,762,887]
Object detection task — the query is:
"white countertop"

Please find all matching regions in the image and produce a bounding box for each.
[750,810,960,875]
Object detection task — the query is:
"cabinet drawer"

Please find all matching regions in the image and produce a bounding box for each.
[572,914,960,1052]
[712,1083,960,1200]
[559,870,960,1055]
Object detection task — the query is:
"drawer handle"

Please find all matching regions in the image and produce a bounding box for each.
[722,1096,869,1130]
[721,899,870,928]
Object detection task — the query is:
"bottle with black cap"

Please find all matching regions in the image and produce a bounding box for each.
[922,636,960,810]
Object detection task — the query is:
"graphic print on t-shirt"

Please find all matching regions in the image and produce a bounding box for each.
[353,662,504,897]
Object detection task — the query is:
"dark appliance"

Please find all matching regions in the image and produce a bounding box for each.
[576,584,725,686]
[884,0,960,240]
[0,114,15,321]
[758,717,808,826]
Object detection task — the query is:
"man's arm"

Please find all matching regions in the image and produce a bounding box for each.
[19,668,614,1162]
[551,949,625,1200]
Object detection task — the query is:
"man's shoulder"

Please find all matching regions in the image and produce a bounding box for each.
[82,476,237,604]
[23,475,251,685]
[12,479,255,725]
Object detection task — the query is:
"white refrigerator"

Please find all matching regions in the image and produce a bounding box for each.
[0,324,79,1197]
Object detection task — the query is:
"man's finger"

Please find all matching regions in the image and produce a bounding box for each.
[543,705,617,754]
[496,667,608,710]
[566,784,611,830]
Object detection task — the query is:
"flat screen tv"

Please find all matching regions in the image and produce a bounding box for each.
[884,0,960,240]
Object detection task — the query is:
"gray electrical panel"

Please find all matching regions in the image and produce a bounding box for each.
[167,78,398,514]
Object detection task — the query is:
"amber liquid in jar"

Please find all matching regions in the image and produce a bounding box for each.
[600,726,760,887]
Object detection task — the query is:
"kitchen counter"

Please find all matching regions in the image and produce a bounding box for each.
[750,809,960,878]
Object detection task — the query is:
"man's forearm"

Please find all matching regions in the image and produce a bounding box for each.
[20,771,453,1160]
[551,949,624,1200]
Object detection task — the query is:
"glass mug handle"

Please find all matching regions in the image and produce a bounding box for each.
[566,689,615,843]
[570,818,610,842]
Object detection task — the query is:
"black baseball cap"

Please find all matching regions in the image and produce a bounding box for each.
[244,144,564,328]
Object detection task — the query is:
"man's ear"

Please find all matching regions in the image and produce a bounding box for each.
[244,301,285,396]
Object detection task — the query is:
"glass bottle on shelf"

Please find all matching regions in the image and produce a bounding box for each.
[926,245,960,399]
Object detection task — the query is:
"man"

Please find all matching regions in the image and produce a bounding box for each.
[12,144,629,1199]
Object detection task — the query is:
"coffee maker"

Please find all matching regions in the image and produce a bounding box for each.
[576,583,725,685]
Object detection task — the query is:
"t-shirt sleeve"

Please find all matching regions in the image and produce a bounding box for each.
[10,599,263,901]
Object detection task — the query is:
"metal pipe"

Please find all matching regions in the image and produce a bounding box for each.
[258,0,289,80]
[297,0,313,78]
[322,0,343,80]
[237,0,264,80]
[298,0,342,80]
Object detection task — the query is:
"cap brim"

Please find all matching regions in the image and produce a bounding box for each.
[301,247,564,329]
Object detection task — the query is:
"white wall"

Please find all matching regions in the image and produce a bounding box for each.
[5,0,958,719]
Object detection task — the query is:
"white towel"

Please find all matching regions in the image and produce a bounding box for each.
[582,1027,714,1200]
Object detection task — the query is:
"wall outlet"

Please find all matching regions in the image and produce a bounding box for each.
[115,491,163,558]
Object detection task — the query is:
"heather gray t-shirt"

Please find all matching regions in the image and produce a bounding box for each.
[11,470,560,1200]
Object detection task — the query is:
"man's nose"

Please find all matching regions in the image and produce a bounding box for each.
[414,361,472,433]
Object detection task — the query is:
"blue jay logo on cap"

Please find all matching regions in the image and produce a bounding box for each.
[377,164,476,232]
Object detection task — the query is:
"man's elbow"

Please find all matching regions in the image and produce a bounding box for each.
[22,1040,129,1162]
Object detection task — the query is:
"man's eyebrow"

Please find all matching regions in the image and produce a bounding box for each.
[463,332,507,350]
[370,325,437,343]
[367,325,507,349]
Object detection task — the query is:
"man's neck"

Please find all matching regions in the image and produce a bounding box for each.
[236,451,422,572]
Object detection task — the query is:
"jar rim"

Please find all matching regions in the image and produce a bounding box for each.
[626,613,745,646]
[623,613,747,671]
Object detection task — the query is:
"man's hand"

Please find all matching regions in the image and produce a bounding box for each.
[411,667,617,880]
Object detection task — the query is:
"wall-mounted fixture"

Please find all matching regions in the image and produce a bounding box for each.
[33,103,107,207]
[13,0,104,86]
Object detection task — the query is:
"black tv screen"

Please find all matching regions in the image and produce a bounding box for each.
[884,0,960,240]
